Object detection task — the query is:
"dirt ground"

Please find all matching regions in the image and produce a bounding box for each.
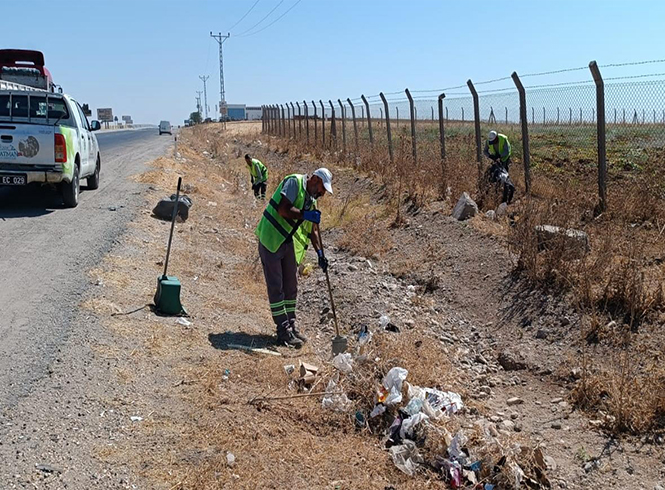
[5,121,663,489]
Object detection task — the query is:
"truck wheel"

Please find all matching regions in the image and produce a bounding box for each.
[62,163,80,208]
[87,156,101,190]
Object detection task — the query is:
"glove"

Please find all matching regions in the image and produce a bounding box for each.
[317,249,328,273]
[303,209,321,224]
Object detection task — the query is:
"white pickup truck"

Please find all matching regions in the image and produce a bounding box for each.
[0,81,102,207]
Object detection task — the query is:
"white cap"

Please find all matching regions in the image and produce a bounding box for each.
[488,130,498,142]
[313,167,333,194]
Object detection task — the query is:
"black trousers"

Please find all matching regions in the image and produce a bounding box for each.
[253,182,267,199]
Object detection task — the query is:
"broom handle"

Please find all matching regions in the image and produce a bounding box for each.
[163,177,182,278]
[317,225,340,337]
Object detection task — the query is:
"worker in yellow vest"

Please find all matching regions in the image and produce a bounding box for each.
[255,168,333,347]
[245,154,268,200]
[483,131,515,204]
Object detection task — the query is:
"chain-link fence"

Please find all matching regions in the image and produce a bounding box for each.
[262,59,665,220]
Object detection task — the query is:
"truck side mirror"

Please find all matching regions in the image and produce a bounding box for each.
[90,120,101,131]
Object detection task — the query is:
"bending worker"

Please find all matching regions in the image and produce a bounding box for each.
[483,130,515,204]
[255,168,334,347]
[245,154,268,200]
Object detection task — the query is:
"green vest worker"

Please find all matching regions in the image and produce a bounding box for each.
[255,168,333,347]
[483,130,512,166]
[245,154,268,200]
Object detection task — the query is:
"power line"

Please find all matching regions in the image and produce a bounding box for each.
[227,0,261,32]
[236,0,303,37]
[234,0,284,36]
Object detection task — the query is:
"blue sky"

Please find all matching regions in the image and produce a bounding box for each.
[2,0,664,124]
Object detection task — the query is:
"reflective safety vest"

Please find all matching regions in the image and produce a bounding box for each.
[255,174,315,263]
[249,158,268,183]
[488,133,511,162]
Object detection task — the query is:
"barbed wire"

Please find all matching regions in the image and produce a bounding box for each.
[599,59,665,68]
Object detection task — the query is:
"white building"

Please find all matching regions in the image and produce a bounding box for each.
[246,106,263,121]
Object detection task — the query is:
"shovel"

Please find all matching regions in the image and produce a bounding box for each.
[318,226,347,355]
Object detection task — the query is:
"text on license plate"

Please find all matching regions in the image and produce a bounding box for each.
[0,175,26,185]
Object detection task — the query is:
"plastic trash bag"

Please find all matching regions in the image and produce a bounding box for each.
[321,374,351,412]
[382,367,408,406]
[152,194,193,221]
[332,353,353,374]
[399,412,429,440]
[388,440,423,476]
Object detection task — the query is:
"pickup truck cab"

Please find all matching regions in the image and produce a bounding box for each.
[0,84,101,207]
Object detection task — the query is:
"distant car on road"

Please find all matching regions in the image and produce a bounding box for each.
[0,84,102,207]
[159,120,172,135]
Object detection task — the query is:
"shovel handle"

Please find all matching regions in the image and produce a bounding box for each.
[317,225,340,337]
[163,176,182,277]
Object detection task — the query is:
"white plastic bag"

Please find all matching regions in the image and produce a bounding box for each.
[399,412,429,439]
[382,367,408,406]
[321,374,351,412]
[389,440,423,476]
[331,353,353,374]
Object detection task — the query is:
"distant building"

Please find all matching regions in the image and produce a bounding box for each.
[246,106,262,120]
[226,104,246,121]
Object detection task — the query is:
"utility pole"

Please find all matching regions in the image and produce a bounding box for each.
[196,91,203,120]
[199,75,210,120]
[210,31,230,119]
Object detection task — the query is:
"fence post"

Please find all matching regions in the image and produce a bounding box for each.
[296,102,302,138]
[338,99,347,154]
[319,100,326,148]
[543,107,545,124]
[266,105,271,134]
[405,88,417,166]
[312,101,318,146]
[506,107,508,125]
[467,80,482,172]
[431,106,434,121]
[269,105,274,134]
[511,71,532,195]
[361,95,373,145]
[347,98,359,158]
[261,105,265,133]
[286,104,291,137]
[396,106,399,128]
[438,93,446,194]
[329,100,337,148]
[379,92,394,164]
[303,100,309,145]
[290,102,296,136]
[589,60,607,213]
[281,104,286,137]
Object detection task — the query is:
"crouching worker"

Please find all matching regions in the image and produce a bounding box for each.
[255,168,334,347]
[245,154,268,200]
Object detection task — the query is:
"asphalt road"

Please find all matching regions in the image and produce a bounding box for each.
[0,128,171,409]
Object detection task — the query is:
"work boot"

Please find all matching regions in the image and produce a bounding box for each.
[276,321,303,348]
[290,319,308,343]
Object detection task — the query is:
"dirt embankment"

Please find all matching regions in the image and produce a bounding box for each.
[18,121,662,489]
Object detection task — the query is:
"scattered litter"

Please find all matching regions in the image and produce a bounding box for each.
[404,397,423,416]
[379,314,390,328]
[389,440,424,476]
[283,364,295,375]
[332,353,353,374]
[108,205,117,211]
[176,317,191,327]
[222,369,230,381]
[370,404,386,418]
[130,416,143,422]
[226,452,235,467]
[321,374,351,412]
[385,323,400,333]
[426,388,464,416]
[299,361,319,384]
[35,463,62,474]
[399,412,429,440]
[355,411,366,428]
[379,367,408,405]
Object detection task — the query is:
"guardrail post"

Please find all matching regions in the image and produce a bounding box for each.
[405,88,417,165]
[379,92,394,164]
[319,100,326,148]
[312,101,318,146]
[589,60,607,213]
[304,100,309,145]
[347,98,359,158]
[328,100,337,148]
[467,80,482,171]
[338,99,347,154]
[361,94,373,145]
[512,71,532,195]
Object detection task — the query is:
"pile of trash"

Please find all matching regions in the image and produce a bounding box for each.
[281,324,553,488]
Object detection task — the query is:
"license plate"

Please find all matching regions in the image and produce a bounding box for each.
[0,174,27,185]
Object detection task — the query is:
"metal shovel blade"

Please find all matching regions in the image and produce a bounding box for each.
[332,335,348,355]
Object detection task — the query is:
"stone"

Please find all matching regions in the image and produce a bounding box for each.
[348,264,359,271]
[451,192,479,221]
[496,202,508,217]
[551,398,564,404]
[500,420,515,431]
[551,421,562,429]
[507,397,524,406]
[498,351,527,371]
[490,415,502,423]
[589,420,603,428]
[535,225,590,259]
[536,329,549,340]
[485,210,496,220]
